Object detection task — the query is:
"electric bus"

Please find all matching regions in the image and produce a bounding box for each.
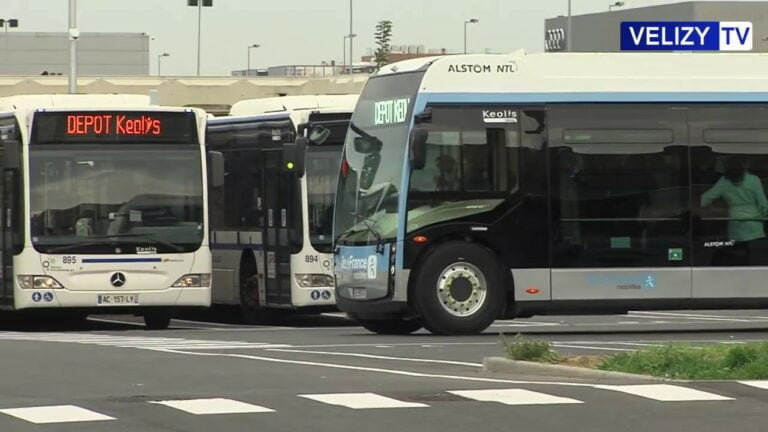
[332,51,768,335]
[206,95,356,321]
[0,94,214,329]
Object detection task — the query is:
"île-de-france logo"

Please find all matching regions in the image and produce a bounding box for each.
[367,256,377,279]
[643,275,656,289]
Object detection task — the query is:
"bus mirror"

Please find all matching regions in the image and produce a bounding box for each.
[283,137,307,176]
[208,151,225,187]
[309,125,331,145]
[2,140,20,170]
[409,127,429,170]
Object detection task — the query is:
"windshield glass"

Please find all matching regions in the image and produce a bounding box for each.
[29,144,204,254]
[334,71,424,245]
[306,145,343,253]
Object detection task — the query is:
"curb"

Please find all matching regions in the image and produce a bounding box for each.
[483,357,673,382]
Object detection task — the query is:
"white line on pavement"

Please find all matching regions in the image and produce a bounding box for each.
[266,348,483,367]
[150,398,274,415]
[299,393,427,409]
[594,384,733,402]
[449,389,583,405]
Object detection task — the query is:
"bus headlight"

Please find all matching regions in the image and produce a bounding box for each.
[17,275,64,289]
[295,274,334,287]
[172,274,211,288]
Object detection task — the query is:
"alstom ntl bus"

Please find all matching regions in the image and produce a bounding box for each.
[332,51,768,335]
[0,94,217,329]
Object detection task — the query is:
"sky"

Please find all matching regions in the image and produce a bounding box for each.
[1,0,758,76]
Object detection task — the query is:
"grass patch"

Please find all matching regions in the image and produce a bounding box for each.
[499,334,768,380]
[599,343,768,380]
[501,334,559,363]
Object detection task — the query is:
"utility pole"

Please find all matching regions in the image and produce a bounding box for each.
[68,0,78,93]
[188,0,213,76]
[349,0,353,72]
[567,0,572,52]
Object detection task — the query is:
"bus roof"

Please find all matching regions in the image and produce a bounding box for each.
[0,94,152,112]
[229,94,358,116]
[374,50,768,100]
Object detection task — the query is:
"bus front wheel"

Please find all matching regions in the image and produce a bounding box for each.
[357,318,423,335]
[414,242,505,335]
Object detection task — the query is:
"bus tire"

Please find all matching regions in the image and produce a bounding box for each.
[144,312,171,330]
[357,318,423,335]
[414,241,505,335]
[239,253,273,324]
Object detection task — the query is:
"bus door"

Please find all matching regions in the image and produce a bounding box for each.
[690,106,768,299]
[0,116,19,306]
[261,150,293,305]
[548,105,691,301]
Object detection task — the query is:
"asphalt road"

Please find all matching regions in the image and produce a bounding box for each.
[0,310,766,431]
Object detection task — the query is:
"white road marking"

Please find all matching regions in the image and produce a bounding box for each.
[266,348,483,367]
[300,393,427,409]
[595,384,733,402]
[738,380,768,390]
[0,405,115,424]
[86,317,200,330]
[628,311,764,323]
[149,348,601,388]
[449,389,583,405]
[0,332,291,351]
[150,398,274,415]
[287,342,497,349]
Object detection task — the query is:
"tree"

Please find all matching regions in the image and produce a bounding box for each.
[374,20,393,70]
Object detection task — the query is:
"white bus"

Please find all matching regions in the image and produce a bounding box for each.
[332,51,768,335]
[0,94,215,329]
[206,95,356,322]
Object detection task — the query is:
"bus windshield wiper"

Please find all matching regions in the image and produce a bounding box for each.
[336,215,383,249]
[89,233,186,252]
[349,122,383,148]
[46,233,184,253]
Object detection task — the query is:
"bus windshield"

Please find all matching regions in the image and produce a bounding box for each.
[306,145,343,252]
[334,71,424,245]
[29,144,204,254]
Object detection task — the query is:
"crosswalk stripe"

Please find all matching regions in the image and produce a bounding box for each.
[449,389,583,405]
[0,405,115,424]
[595,384,733,401]
[299,393,428,409]
[738,380,768,390]
[150,398,274,415]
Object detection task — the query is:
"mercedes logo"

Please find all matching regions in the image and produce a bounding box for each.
[110,272,126,287]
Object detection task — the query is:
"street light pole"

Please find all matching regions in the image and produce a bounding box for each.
[247,44,260,76]
[464,18,478,54]
[157,53,170,76]
[0,19,19,64]
[196,0,202,75]
[68,0,78,93]
[349,0,353,73]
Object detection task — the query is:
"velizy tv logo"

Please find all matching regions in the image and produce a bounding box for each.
[621,21,752,51]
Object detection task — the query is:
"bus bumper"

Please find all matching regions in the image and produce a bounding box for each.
[14,287,211,310]
[336,296,408,320]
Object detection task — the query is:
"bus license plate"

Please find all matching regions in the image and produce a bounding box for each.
[97,294,139,305]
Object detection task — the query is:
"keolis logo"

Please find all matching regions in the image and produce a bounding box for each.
[621,21,752,51]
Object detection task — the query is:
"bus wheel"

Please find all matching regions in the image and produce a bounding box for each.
[144,312,172,330]
[414,242,505,335]
[357,318,423,335]
[239,255,271,324]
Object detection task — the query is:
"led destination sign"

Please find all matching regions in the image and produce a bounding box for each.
[33,111,198,144]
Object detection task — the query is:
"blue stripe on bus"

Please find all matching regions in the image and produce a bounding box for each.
[422,91,768,103]
[82,258,163,264]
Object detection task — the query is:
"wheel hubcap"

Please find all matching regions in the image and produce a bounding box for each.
[436,262,487,317]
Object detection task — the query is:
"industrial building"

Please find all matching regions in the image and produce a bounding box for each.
[0,32,150,75]
[545,1,768,52]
